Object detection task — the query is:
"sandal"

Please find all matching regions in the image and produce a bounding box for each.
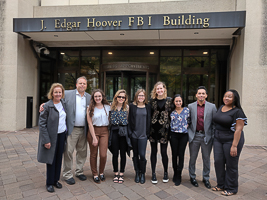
[118,174,124,184]
[113,174,119,183]
[212,186,224,191]
[221,190,236,196]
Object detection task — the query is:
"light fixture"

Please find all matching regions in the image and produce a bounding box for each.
[194,32,199,34]
[203,52,208,55]
[120,33,124,35]
[108,52,113,55]
[150,52,154,55]
[54,35,58,37]
[61,52,65,55]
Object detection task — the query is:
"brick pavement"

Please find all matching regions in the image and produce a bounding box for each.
[0,127,266,200]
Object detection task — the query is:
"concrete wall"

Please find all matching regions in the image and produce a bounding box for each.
[35,0,236,17]
[0,0,39,131]
[240,0,267,145]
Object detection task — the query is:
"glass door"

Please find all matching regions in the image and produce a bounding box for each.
[105,71,147,102]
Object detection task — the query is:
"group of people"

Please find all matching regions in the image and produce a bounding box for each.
[37,76,247,197]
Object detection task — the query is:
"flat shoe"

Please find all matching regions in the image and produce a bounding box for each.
[65,177,75,185]
[99,174,105,181]
[212,186,223,191]
[221,190,236,196]
[76,174,87,181]
[46,185,54,193]
[54,182,62,189]
[93,176,100,184]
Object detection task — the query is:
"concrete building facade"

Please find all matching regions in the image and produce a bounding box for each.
[0,0,266,145]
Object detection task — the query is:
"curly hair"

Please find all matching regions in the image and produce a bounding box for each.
[111,89,128,111]
[133,89,147,105]
[88,89,109,118]
[150,81,167,99]
[47,83,65,100]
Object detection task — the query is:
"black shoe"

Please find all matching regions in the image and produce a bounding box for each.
[93,176,100,184]
[163,172,169,183]
[135,171,140,183]
[190,178,199,187]
[99,174,105,181]
[203,179,211,189]
[140,173,145,184]
[151,173,158,184]
[54,182,62,189]
[65,177,75,185]
[76,174,87,181]
[46,185,54,193]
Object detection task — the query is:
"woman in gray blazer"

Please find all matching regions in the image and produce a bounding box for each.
[37,83,67,193]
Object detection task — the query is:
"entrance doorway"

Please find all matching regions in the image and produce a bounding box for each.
[101,62,158,102]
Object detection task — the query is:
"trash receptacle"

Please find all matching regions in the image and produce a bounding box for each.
[26,96,33,128]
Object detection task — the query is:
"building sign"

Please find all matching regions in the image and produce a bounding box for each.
[13,11,245,33]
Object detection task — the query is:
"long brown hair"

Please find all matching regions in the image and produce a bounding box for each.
[88,89,109,118]
[133,89,147,105]
[150,81,167,99]
[111,89,128,111]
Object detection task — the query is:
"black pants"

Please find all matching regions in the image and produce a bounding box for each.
[46,131,66,185]
[131,138,147,161]
[213,130,244,193]
[111,129,127,173]
[170,132,188,172]
[150,141,168,173]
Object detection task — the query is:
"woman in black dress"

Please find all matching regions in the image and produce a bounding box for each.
[212,89,247,196]
[149,81,172,184]
[128,89,151,184]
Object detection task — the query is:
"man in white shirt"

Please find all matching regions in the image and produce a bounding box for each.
[62,76,91,185]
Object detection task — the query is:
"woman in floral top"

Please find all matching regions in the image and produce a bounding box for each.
[108,89,131,184]
[170,94,190,186]
[149,81,172,184]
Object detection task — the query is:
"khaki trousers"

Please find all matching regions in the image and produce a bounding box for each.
[87,126,109,176]
[63,127,87,180]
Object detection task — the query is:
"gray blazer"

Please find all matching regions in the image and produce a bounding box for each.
[188,101,217,144]
[64,89,91,136]
[37,99,67,164]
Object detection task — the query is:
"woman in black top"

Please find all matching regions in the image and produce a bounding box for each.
[128,89,151,184]
[212,90,247,196]
[149,81,172,184]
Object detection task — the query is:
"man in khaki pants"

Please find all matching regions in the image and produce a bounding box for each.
[62,76,91,184]
[40,76,91,185]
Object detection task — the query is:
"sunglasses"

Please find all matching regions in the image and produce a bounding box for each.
[117,96,126,99]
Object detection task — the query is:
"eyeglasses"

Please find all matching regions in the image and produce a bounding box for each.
[138,95,145,97]
[117,96,126,99]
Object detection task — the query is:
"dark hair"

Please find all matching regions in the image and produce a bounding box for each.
[225,89,243,110]
[196,86,208,95]
[88,89,109,118]
[171,94,183,111]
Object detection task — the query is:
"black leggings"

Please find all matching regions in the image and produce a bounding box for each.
[131,138,147,161]
[170,132,188,172]
[111,130,127,173]
[150,141,168,173]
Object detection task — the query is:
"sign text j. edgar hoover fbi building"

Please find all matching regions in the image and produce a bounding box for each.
[13,11,245,33]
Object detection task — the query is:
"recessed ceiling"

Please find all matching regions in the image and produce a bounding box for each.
[21,28,237,47]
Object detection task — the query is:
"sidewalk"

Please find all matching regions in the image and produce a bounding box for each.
[0,127,266,200]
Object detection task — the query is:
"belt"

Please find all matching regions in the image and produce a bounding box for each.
[197,130,205,134]
[74,126,84,128]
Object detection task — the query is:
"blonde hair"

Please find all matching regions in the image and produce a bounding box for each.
[133,89,147,105]
[150,81,167,99]
[47,83,65,100]
[111,89,128,111]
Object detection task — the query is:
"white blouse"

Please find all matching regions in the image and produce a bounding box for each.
[92,105,110,126]
[54,102,67,133]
